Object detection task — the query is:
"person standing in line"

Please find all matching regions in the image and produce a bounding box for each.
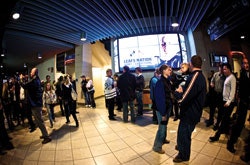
[113,74,122,111]
[209,63,236,142]
[19,68,52,144]
[104,69,117,120]
[62,75,79,127]
[80,75,89,107]
[174,55,207,163]
[86,77,96,108]
[206,64,225,129]
[226,58,250,153]
[43,82,57,128]
[135,67,145,116]
[55,76,65,116]
[149,68,161,124]
[117,66,136,123]
[152,64,172,154]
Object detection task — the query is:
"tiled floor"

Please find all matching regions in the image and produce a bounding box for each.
[0,97,249,165]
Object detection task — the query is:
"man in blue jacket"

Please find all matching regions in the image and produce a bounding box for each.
[174,55,207,163]
[20,68,51,144]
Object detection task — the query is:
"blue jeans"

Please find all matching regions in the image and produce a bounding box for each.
[176,119,195,160]
[136,91,143,115]
[122,101,135,122]
[83,91,90,105]
[153,111,167,151]
[45,104,55,127]
[153,104,171,151]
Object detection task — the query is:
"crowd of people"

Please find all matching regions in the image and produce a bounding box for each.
[0,55,249,163]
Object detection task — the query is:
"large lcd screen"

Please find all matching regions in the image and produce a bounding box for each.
[116,33,187,72]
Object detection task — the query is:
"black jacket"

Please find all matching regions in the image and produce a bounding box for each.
[239,68,250,102]
[177,70,207,125]
[117,71,136,102]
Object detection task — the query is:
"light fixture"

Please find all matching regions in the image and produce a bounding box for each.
[24,63,27,68]
[37,53,42,59]
[12,2,22,20]
[80,32,87,41]
[171,17,179,27]
[240,35,245,39]
[12,12,20,20]
[1,49,6,57]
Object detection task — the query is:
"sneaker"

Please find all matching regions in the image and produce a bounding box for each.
[29,127,36,133]
[227,143,236,153]
[42,137,52,144]
[173,156,189,163]
[163,139,170,144]
[153,149,165,154]
[209,136,219,142]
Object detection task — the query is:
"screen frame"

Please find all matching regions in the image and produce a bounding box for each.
[116,33,186,72]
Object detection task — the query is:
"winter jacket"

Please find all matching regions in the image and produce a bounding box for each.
[117,71,136,102]
[177,70,207,125]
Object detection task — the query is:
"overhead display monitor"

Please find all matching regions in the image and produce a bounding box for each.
[114,33,187,72]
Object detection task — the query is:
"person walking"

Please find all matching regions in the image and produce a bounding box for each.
[173,55,207,163]
[104,69,117,120]
[43,82,57,128]
[55,76,65,116]
[226,58,250,153]
[62,75,79,127]
[19,68,51,144]
[152,64,172,154]
[117,66,136,123]
[209,63,237,142]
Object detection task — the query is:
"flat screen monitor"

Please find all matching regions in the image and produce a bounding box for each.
[114,33,187,72]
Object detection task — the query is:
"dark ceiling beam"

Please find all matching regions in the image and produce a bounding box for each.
[128,0,143,34]
[102,0,129,36]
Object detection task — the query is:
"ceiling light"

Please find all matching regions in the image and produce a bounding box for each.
[80,32,87,41]
[240,35,245,39]
[37,53,42,59]
[1,49,6,57]
[24,63,27,68]
[171,17,179,27]
[12,12,20,20]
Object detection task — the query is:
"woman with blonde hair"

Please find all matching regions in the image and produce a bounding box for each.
[43,82,57,128]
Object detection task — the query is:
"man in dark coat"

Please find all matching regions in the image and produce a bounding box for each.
[117,66,136,123]
[227,58,250,153]
[20,68,51,144]
[174,55,207,163]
